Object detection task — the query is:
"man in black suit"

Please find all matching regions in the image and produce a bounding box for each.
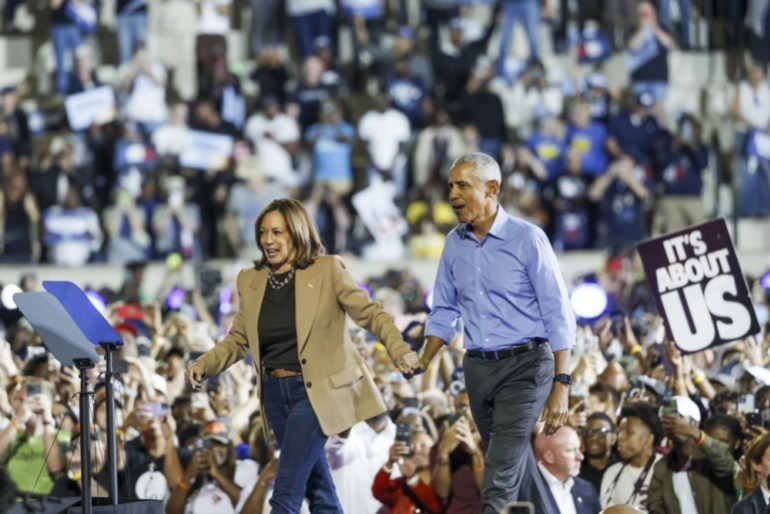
[534,425,602,514]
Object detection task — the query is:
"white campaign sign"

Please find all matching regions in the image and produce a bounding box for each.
[64,86,117,131]
[179,130,234,170]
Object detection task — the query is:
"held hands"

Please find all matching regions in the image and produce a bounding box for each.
[185,361,207,391]
[394,351,424,379]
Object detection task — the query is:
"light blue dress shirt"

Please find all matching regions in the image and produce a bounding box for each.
[425,208,576,352]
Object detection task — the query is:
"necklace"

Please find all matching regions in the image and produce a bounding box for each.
[268,268,295,290]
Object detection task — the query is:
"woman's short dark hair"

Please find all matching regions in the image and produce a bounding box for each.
[253,198,325,270]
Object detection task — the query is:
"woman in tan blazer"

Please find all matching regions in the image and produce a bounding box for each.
[185,198,422,513]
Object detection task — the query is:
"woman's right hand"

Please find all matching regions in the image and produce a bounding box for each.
[388,440,411,465]
[185,449,210,481]
[185,361,206,391]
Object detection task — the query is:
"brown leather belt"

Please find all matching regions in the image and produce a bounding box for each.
[266,368,302,378]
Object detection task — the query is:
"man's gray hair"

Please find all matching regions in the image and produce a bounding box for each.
[452,152,502,185]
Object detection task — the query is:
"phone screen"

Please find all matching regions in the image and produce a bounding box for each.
[661,398,679,417]
[503,502,535,514]
[396,423,413,455]
[146,402,169,418]
[738,394,756,415]
[113,359,129,374]
[747,411,763,429]
[447,413,463,426]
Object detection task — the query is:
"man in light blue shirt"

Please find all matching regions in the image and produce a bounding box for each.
[421,152,576,514]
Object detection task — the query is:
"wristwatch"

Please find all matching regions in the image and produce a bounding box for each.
[553,373,573,386]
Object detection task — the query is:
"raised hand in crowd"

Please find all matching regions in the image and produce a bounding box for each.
[238,455,279,514]
[567,399,588,430]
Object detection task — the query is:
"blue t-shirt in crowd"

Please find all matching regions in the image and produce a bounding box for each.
[660,138,708,196]
[526,133,565,179]
[386,76,427,129]
[340,0,383,19]
[601,167,652,246]
[306,122,355,182]
[564,122,608,176]
[608,112,660,166]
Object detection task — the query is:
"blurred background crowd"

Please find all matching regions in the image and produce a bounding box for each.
[1,0,770,512]
[0,0,768,265]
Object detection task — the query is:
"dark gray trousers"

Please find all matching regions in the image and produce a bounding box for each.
[463,343,557,514]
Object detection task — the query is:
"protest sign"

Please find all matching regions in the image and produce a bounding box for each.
[636,219,760,354]
[64,86,117,131]
[178,130,234,170]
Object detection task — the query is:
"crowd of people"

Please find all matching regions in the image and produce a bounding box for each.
[0,218,769,513]
[2,0,770,513]
[0,0,769,266]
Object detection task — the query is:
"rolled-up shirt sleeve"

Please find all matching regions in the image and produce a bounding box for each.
[527,228,576,352]
[425,236,461,345]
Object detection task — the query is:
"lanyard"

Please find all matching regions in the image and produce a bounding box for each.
[606,454,656,505]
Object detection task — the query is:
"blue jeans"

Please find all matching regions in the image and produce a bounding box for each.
[117,11,148,64]
[658,0,691,49]
[262,374,343,514]
[51,24,83,94]
[292,10,334,59]
[631,80,668,104]
[497,0,540,75]
[251,0,282,56]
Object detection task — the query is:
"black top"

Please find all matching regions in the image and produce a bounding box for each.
[117,0,147,15]
[579,451,619,494]
[630,35,669,82]
[51,0,74,25]
[2,199,32,261]
[258,270,300,372]
[113,436,186,500]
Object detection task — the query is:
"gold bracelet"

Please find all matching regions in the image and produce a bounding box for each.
[630,345,643,355]
[695,430,706,445]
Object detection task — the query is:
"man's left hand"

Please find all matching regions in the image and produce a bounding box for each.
[540,384,569,435]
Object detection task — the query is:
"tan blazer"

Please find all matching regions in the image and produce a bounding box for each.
[195,255,412,436]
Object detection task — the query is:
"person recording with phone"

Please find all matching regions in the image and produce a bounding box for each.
[654,112,709,235]
[166,420,241,514]
[373,424,443,513]
[152,175,201,261]
[419,152,575,513]
[431,388,483,512]
[185,198,423,514]
[0,379,63,494]
[647,396,737,514]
